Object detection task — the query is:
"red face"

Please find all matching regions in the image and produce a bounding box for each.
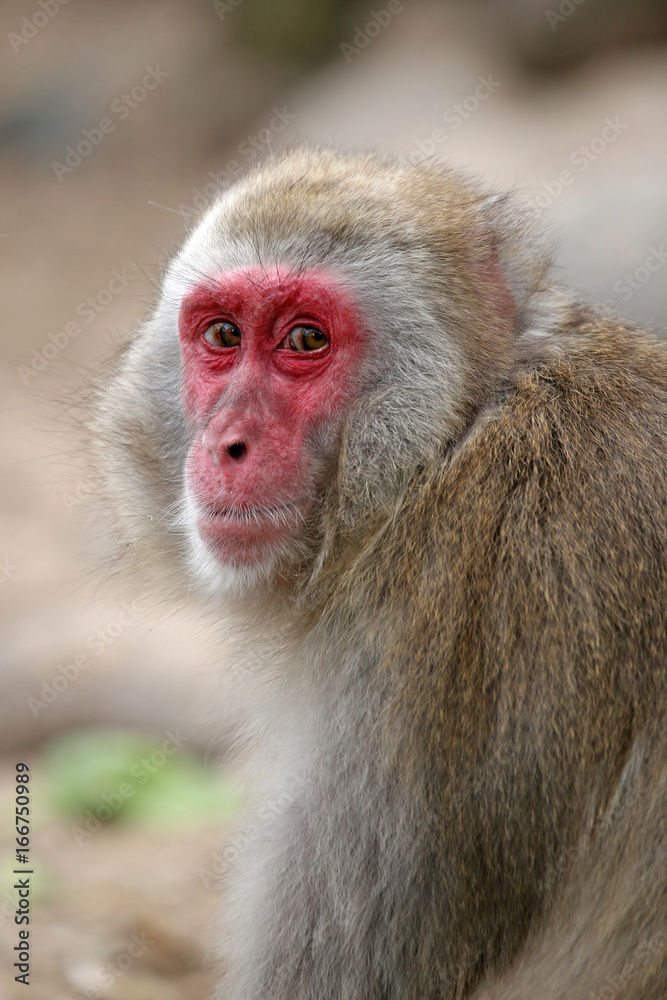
[178,267,365,567]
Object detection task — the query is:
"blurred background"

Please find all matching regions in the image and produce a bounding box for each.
[1,1,666,996]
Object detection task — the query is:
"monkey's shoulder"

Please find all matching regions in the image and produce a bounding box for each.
[473,320,667,489]
[369,322,667,701]
[392,319,667,588]
[413,320,667,621]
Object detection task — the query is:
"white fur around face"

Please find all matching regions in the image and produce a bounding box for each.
[181,487,284,599]
[106,151,566,606]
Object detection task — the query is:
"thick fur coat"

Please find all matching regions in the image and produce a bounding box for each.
[92,150,667,999]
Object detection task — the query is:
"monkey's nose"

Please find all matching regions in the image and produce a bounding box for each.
[226,441,248,462]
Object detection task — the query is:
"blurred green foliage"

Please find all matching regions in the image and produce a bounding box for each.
[228,0,667,73]
[43,728,242,830]
[229,0,351,63]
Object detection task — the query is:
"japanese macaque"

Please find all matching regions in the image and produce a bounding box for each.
[92,149,667,999]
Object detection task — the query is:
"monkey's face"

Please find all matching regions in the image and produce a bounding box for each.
[178,265,366,586]
[98,152,523,599]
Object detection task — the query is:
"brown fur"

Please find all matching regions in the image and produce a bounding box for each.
[299,314,667,997]
[91,150,667,999]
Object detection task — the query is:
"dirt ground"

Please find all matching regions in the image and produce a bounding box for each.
[0,762,232,999]
[1,2,666,997]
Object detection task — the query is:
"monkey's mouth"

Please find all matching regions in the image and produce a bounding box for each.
[201,502,303,530]
[192,499,306,562]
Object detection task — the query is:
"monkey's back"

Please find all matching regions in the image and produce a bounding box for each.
[322,311,667,998]
[466,314,667,988]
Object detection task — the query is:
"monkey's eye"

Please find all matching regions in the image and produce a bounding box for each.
[279,326,329,352]
[203,321,242,348]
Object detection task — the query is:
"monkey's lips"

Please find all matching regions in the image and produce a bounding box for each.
[194,501,304,563]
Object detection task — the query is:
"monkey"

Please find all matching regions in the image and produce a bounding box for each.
[90,148,667,999]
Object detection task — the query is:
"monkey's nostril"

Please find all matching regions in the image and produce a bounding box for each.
[226,441,247,462]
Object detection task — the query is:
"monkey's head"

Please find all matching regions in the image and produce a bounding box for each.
[94,149,557,599]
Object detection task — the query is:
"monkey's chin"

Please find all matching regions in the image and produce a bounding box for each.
[186,523,283,598]
[183,497,301,597]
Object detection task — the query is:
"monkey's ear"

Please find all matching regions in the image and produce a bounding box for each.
[475,245,516,334]
[476,189,556,339]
